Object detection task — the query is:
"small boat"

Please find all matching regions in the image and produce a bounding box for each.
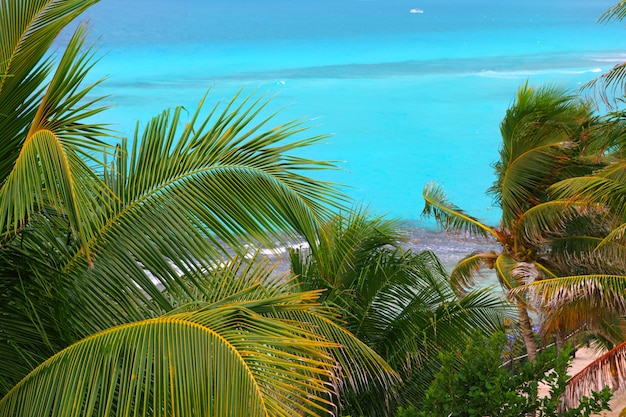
[409,8,424,13]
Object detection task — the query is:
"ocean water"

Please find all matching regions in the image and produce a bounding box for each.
[60,0,626,240]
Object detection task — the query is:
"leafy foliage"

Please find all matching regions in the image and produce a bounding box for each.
[419,332,612,417]
[0,258,396,417]
[290,211,511,415]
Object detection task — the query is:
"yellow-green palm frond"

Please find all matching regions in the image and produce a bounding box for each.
[0,22,112,261]
[549,235,626,275]
[449,251,498,293]
[521,200,593,243]
[105,90,345,257]
[599,0,626,22]
[422,182,496,238]
[0,0,98,124]
[551,174,626,219]
[495,253,555,298]
[20,91,346,330]
[0,293,351,417]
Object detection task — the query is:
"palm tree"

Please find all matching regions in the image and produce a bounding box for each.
[289,210,510,415]
[507,113,626,408]
[0,1,395,414]
[422,83,599,362]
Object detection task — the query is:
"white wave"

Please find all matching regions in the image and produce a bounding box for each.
[409,8,424,14]
[591,55,626,63]
[476,67,604,79]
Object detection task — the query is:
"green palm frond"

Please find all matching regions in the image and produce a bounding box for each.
[549,235,624,274]
[291,212,509,412]
[111,90,344,248]
[15,91,345,327]
[0,250,398,410]
[0,23,111,261]
[0,0,102,181]
[422,182,496,238]
[551,174,626,219]
[0,292,355,417]
[449,251,498,293]
[599,0,626,22]
[494,253,530,292]
[582,62,626,110]
[520,200,592,243]
[493,84,592,225]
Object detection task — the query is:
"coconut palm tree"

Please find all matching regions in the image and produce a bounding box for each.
[289,210,510,415]
[0,0,395,414]
[422,83,599,363]
[507,113,626,408]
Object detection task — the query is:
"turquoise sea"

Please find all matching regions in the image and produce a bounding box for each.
[63,0,626,248]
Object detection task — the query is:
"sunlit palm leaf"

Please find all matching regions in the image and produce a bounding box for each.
[521,200,589,243]
[291,212,510,412]
[0,295,346,417]
[551,175,626,219]
[28,91,345,332]
[0,0,99,176]
[1,251,398,414]
[0,24,111,261]
[449,251,498,293]
[422,182,496,238]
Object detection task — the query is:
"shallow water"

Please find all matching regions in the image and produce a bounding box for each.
[59,0,626,259]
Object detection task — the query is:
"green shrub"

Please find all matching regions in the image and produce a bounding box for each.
[419,332,611,417]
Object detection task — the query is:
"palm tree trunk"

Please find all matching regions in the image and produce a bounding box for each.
[517,303,537,363]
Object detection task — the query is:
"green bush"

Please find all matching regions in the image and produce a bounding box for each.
[419,332,611,417]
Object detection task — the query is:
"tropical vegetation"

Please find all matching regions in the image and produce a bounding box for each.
[6,0,626,415]
[289,211,510,415]
[421,5,626,409]
[0,1,396,415]
[420,332,611,417]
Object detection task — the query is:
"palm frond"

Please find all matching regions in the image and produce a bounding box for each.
[549,235,626,275]
[494,253,521,291]
[512,275,626,332]
[493,83,592,225]
[521,200,592,243]
[0,0,100,178]
[563,341,626,410]
[0,295,347,417]
[582,61,626,111]
[449,251,498,293]
[26,91,345,327]
[0,23,111,262]
[551,174,626,219]
[599,0,626,22]
[422,182,496,238]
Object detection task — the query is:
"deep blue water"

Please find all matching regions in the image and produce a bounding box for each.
[60,0,626,232]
